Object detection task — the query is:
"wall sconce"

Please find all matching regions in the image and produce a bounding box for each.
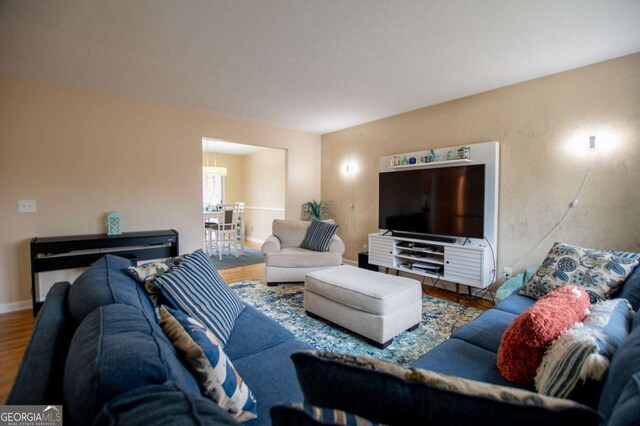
[588,135,596,150]
[343,162,359,176]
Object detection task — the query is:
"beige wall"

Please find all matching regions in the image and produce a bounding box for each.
[321,53,640,282]
[242,149,286,240]
[0,76,320,307]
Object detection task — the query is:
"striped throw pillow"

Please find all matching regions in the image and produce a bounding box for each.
[302,219,339,252]
[127,256,184,318]
[160,306,257,421]
[271,403,382,426]
[152,249,245,346]
[535,298,634,398]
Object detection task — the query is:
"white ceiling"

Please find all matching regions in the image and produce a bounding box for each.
[1,1,639,135]
[202,138,267,155]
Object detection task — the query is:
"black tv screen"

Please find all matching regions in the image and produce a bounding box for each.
[378,165,485,239]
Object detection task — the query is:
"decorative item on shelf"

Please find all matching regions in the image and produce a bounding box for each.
[416,156,423,164]
[401,156,409,165]
[409,157,417,164]
[106,211,122,236]
[447,151,454,161]
[426,149,440,163]
[458,146,470,159]
[390,156,399,167]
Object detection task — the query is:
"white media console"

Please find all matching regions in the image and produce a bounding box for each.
[372,141,499,293]
[368,233,494,289]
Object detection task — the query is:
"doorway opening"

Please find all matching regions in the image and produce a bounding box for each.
[202,138,287,247]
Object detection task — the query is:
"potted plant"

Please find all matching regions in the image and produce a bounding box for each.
[301,200,327,220]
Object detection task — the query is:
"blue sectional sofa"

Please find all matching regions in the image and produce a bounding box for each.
[411,264,640,426]
[9,253,640,425]
[8,255,313,425]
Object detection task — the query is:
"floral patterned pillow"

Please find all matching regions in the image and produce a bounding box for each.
[126,256,184,283]
[519,242,640,303]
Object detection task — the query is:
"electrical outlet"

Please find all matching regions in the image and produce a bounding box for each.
[19,199,37,213]
[503,267,513,280]
[362,244,367,252]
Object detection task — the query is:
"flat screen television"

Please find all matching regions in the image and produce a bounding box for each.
[378,164,485,239]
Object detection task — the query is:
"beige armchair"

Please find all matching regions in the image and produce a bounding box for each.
[261,219,345,285]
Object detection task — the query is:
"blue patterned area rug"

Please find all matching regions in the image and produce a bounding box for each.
[209,247,265,270]
[231,281,481,366]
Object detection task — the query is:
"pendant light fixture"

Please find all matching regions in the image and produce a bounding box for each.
[203,139,228,176]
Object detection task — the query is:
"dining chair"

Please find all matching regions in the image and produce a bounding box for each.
[207,204,239,260]
[234,202,245,254]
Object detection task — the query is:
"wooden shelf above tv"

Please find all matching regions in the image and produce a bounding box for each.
[388,158,472,169]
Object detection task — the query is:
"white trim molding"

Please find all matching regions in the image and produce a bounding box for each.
[0,299,32,314]
[244,206,285,212]
[245,236,266,244]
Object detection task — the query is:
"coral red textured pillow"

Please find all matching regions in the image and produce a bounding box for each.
[497,285,591,384]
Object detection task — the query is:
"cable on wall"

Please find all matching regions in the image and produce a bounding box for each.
[510,150,597,270]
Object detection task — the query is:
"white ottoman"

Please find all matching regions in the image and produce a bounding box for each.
[304,265,422,348]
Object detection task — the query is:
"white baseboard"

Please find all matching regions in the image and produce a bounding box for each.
[0,299,31,314]
[342,258,357,266]
[245,236,266,244]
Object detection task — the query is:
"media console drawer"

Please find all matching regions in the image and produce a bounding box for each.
[368,235,395,268]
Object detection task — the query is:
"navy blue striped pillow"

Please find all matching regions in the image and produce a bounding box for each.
[302,219,339,252]
[152,249,245,346]
[271,402,381,425]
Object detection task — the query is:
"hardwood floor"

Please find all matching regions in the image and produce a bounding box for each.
[0,309,35,404]
[0,240,491,403]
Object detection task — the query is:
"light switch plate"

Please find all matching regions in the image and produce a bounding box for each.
[19,199,37,213]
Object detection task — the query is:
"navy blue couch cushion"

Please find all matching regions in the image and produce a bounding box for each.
[93,382,238,426]
[292,351,600,426]
[63,304,200,426]
[233,339,314,426]
[7,282,74,405]
[492,293,536,315]
[449,308,516,353]
[411,338,532,390]
[599,324,640,424]
[617,264,640,311]
[633,311,640,331]
[607,373,640,426]
[68,255,156,324]
[225,304,296,361]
